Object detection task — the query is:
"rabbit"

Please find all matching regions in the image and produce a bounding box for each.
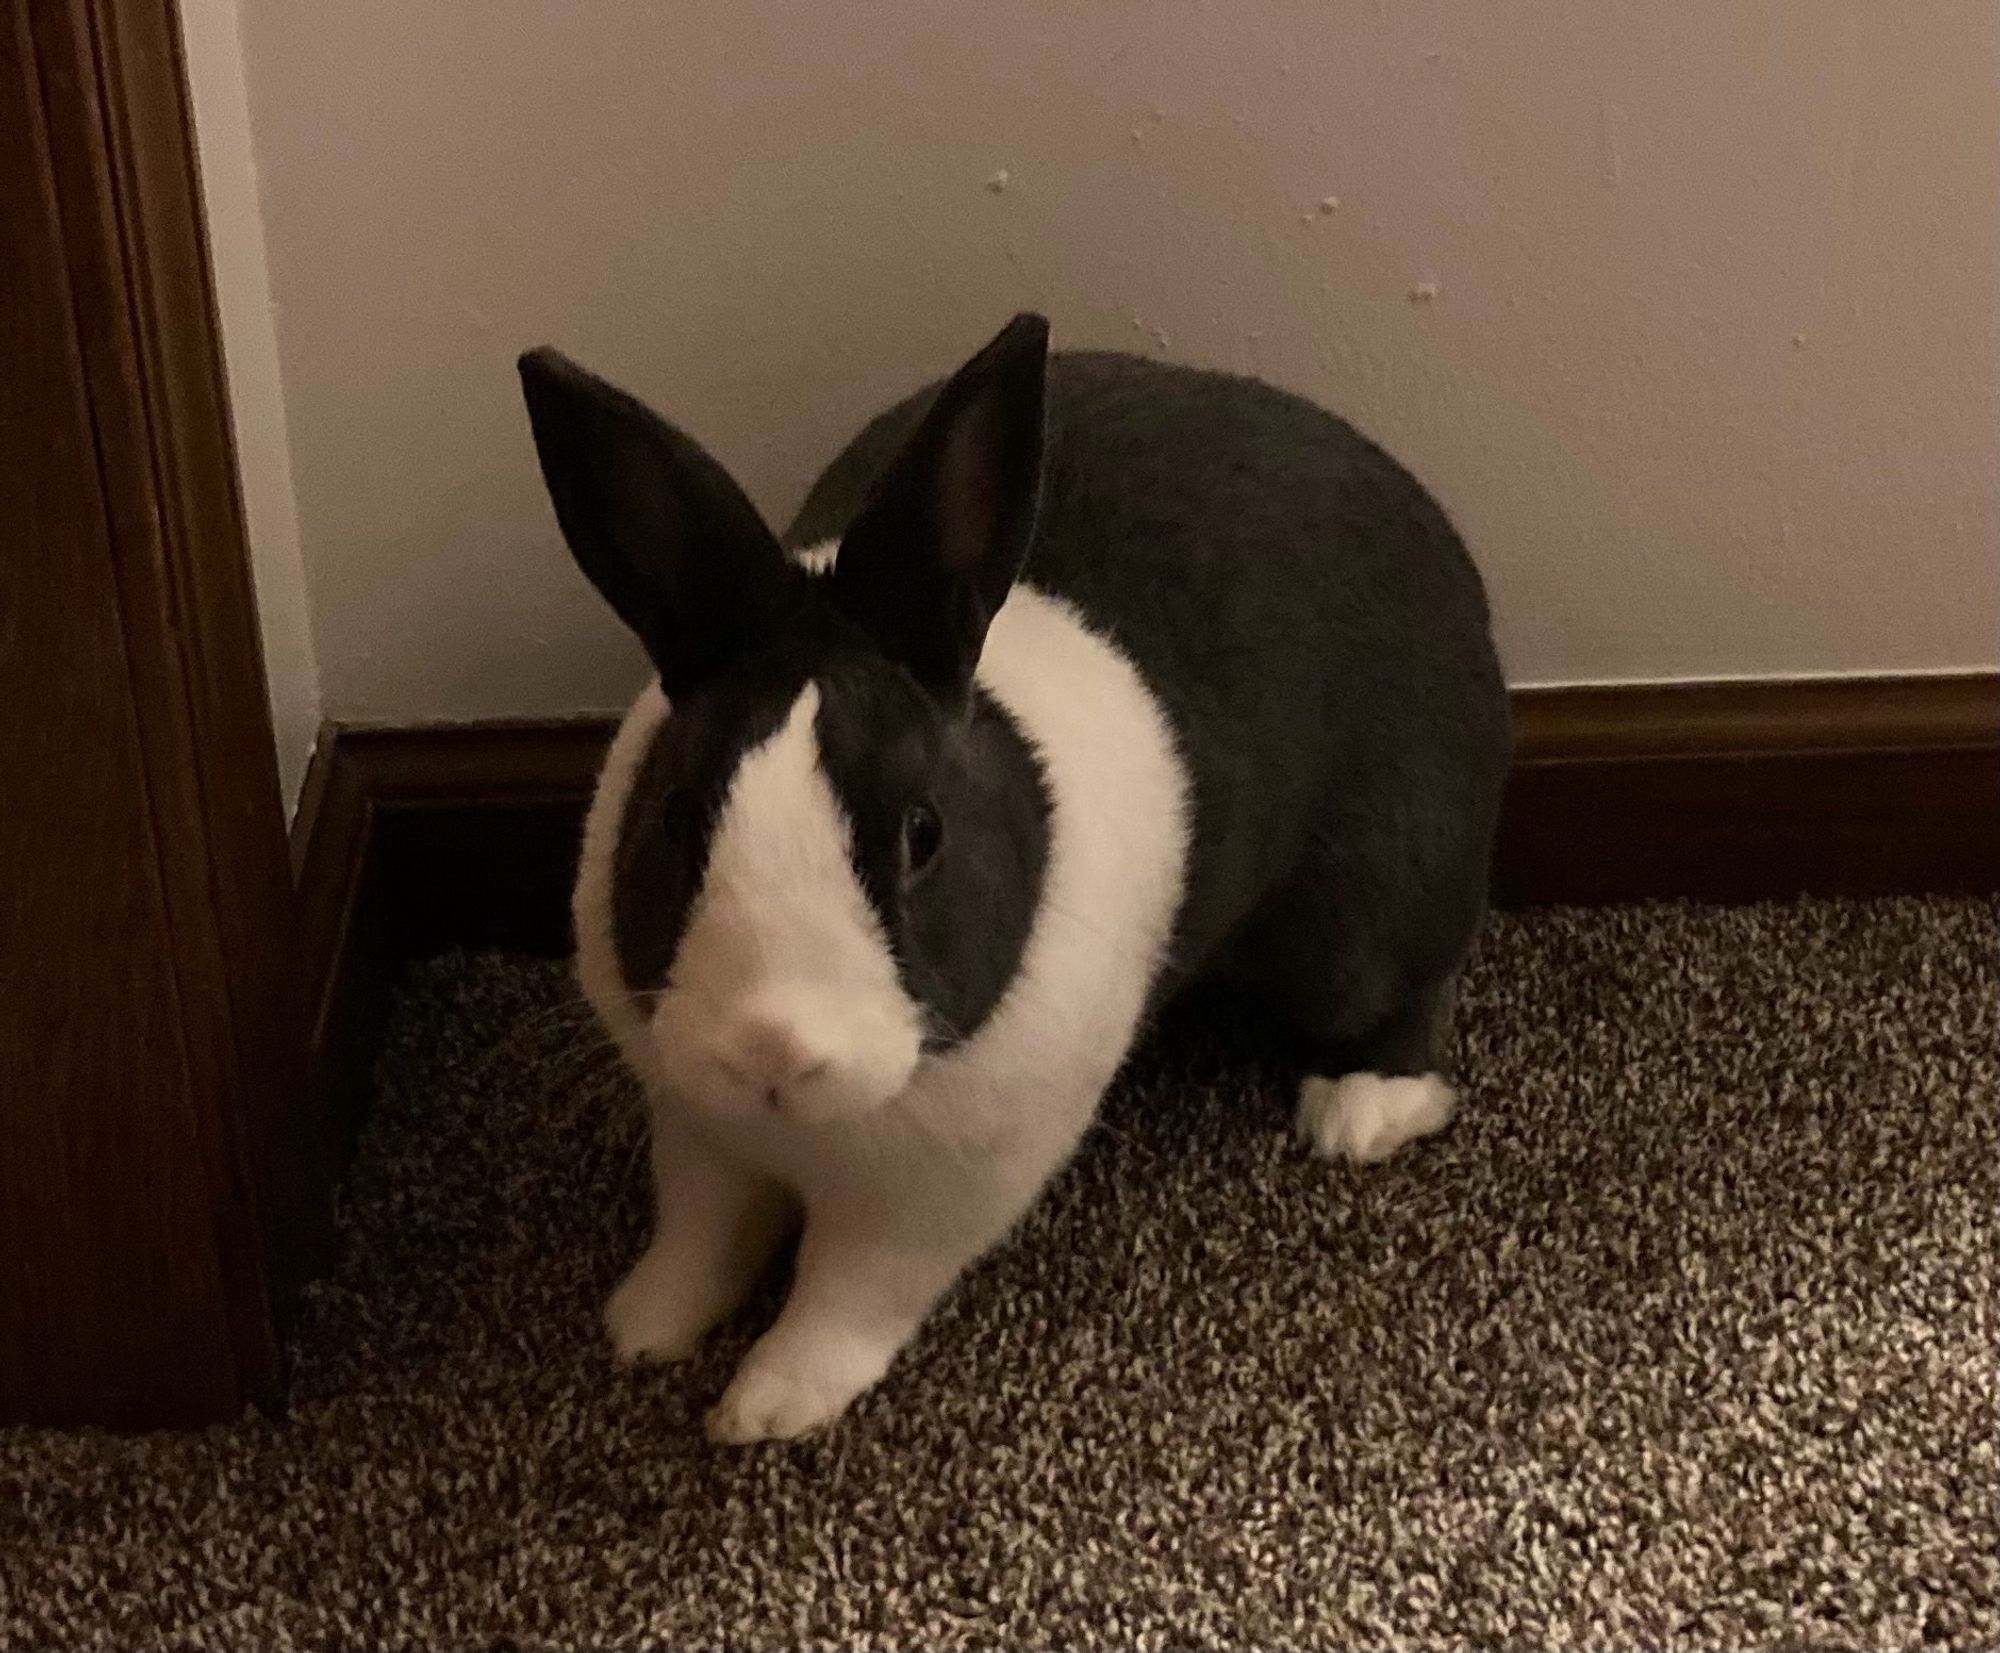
[517,314,1509,1443]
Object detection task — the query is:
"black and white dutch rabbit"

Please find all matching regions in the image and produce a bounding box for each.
[517,315,1509,1443]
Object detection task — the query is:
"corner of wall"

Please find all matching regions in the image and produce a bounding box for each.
[174,0,322,816]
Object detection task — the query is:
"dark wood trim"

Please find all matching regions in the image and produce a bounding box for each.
[286,733,377,1289]
[1511,674,2000,762]
[334,719,614,805]
[326,720,612,957]
[291,720,618,1266]
[3,0,300,1426]
[291,672,1998,1239]
[1499,674,2000,905]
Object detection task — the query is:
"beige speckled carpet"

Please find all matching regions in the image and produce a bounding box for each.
[4,898,1995,1651]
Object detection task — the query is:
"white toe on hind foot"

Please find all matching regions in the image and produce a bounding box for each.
[1298,1072,1458,1165]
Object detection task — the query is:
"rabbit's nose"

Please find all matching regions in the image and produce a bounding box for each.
[722,1012,831,1098]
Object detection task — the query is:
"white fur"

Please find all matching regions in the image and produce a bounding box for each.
[1297,1072,1458,1165]
[574,678,669,1089]
[575,552,1191,1440]
[601,1124,792,1363]
[650,682,926,1124]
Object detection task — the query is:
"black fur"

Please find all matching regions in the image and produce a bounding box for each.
[526,337,1053,1049]
[527,318,1509,1085]
[609,656,795,996]
[810,662,1049,1048]
[831,315,1049,708]
[788,337,1512,1079]
[519,348,808,699]
[606,621,1050,1049]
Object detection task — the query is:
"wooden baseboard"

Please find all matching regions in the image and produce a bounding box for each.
[288,719,612,1284]
[1497,674,1999,905]
[288,672,1998,1276]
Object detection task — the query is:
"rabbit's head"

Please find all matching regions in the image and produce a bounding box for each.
[522,317,1051,1125]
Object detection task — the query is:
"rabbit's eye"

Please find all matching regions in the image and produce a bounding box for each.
[901,801,943,879]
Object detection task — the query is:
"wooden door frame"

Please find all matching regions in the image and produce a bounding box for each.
[3,0,305,1425]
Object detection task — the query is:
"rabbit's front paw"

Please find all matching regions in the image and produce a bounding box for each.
[704,1338,885,1443]
[603,1244,724,1363]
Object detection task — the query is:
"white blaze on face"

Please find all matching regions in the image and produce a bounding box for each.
[650,683,925,1124]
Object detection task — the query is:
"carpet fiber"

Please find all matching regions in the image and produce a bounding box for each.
[5,898,1996,1650]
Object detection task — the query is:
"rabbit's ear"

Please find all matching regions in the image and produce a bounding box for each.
[519,349,797,697]
[831,314,1049,706]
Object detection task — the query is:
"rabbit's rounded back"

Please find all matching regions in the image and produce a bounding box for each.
[791,349,1509,1008]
